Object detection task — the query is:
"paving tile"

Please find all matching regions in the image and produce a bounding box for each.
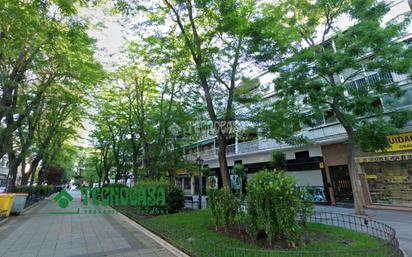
[0,192,176,257]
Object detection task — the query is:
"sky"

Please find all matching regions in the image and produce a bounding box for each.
[74,6,127,147]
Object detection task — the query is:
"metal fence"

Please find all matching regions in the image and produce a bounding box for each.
[134,211,403,257]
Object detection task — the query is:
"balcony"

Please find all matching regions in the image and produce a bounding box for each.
[182,72,411,162]
[183,122,348,161]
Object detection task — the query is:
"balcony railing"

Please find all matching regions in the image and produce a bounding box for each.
[183,122,348,162]
[183,72,411,162]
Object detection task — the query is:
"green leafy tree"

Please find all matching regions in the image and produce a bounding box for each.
[2,0,104,192]
[116,0,258,190]
[250,0,412,214]
[271,150,287,171]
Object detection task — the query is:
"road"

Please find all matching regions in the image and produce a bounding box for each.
[0,191,176,257]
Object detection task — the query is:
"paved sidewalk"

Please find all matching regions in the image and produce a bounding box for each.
[316,205,412,256]
[0,191,176,257]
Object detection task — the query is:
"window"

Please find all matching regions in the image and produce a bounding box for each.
[295,150,310,159]
[367,73,380,84]
[348,72,394,91]
[383,87,412,108]
[184,177,191,190]
[379,71,394,83]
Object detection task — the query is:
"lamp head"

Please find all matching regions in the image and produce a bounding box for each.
[196,156,204,166]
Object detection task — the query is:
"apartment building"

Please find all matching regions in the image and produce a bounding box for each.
[181,70,412,210]
[177,1,412,211]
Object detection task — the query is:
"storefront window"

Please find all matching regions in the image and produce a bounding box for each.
[364,160,412,207]
[183,177,191,190]
[299,186,327,203]
[288,170,327,203]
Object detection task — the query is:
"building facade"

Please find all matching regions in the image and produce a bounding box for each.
[176,1,412,211]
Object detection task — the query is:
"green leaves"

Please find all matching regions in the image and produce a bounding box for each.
[0,0,104,190]
[247,169,313,245]
[250,0,412,154]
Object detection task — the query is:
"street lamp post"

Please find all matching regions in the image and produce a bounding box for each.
[196,156,204,210]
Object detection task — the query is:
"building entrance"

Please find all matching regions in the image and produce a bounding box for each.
[329,165,353,203]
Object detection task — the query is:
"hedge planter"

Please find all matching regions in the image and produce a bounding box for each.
[11,193,29,214]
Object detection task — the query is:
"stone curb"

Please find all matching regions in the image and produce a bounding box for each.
[21,200,42,214]
[401,248,408,257]
[16,193,56,215]
[0,217,8,226]
[111,207,190,257]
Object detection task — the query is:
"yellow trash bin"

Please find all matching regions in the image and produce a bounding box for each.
[0,193,16,217]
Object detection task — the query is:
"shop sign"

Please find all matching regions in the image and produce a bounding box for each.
[356,152,412,163]
[366,174,378,180]
[385,131,412,152]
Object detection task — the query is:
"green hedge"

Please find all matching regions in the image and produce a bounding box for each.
[136,179,184,214]
[15,185,54,197]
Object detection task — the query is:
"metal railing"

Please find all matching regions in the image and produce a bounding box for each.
[131,211,403,257]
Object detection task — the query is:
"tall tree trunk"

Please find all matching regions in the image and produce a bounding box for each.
[216,134,231,191]
[29,167,36,187]
[129,135,139,183]
[346,138,366,215]
[6,153,19,192]
[37,165,48,185]
[332,99,365,215]
[20,159,27,185]
[26,157,41,186]
[171,137,177,185]
[103,169,110,185]
[131,153,138,183]
[21,173,30,186]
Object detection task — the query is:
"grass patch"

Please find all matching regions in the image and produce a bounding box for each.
[115,207,397,257]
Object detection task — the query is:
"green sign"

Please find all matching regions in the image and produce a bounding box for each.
[80,186,166,207]
[50,186,166,215]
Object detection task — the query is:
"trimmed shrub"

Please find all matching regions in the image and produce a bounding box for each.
[15,185,34,194]
[17,185,54,197]
[101,183,129,199]
[246,169,313,246]
[39,185,54,197]
[207,189,240,231]
[134,179,183,214]
[166,186,184,214]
